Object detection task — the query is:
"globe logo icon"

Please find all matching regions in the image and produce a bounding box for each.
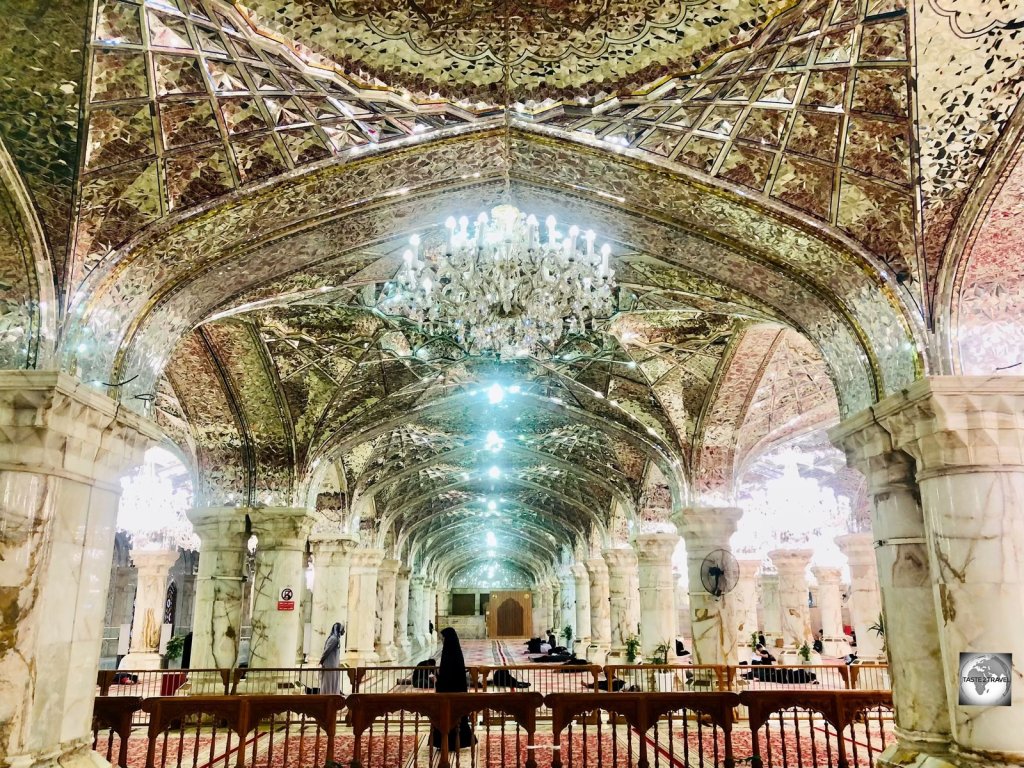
[959,653,1012,706]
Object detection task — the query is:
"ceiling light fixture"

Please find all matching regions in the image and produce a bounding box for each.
[379,206,616,358]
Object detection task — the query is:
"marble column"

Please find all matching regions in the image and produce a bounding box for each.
[531,586,548,636]
[375,558,400,662]
[309,533,358,662]
[585,557,611,663]
[836,533,884,659]
[733,559,762,650]
[395,567,411,652]
[247,508,313,676]
[425,580,438,644]
[874,378,1024,765]
[635,533,679,659]
[345,548,384,665]
[571,563,591,655]
[550,578,561,631]
[0,372,155,768]
[187,509,248,675]
[558,567,576,635]
[760,573,782,647]
[409,576,427,647]
[604,547,638,660]
[833,411,951,766]
[768,548,813,649]
[675,580,692,640]
[675,507,742,665]
[811,566,846,652]
[121,548,180,669]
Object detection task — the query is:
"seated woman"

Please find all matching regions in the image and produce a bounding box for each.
[411,659,436,688]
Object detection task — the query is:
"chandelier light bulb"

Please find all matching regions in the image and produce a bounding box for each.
[409,233,421,247]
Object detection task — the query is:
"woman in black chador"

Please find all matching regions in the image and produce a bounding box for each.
[432,627,476,751]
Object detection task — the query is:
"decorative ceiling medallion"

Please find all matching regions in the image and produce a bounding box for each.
[377,204,616,358]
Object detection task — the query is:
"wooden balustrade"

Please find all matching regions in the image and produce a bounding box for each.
[92,688,894,767]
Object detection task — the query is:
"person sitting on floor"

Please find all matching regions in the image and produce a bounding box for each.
[490,669,530,688]
[525,637,544,654]
[410,658,437,688]
[675,639,691,657]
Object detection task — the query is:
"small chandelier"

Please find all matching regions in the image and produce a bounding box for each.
[378,204,617,358]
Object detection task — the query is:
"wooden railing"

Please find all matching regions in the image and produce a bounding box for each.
[93,689,894,768]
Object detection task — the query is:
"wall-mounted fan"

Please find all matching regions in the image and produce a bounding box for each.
[700,549,739,599]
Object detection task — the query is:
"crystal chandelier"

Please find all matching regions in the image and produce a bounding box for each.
[378,204,616,358]
[117,457,199,552]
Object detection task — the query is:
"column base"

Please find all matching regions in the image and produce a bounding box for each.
[346,650,380,667]
[7,741,112,768]
[605,648,631,664]
[876,743,957,768]
[573,639,591,657]
[118,651,163,670]
[375,643,398,664]
[586,644,610,665]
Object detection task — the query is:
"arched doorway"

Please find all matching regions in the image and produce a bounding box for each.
[487,592,532,638]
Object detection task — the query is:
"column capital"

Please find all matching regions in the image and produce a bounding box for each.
[872,376,1024,474]
[633,532,679,563]
[737,558,762,579]
[410,574,428,586]
[0,371,160,491]
[186,507,249,546]
[350,548,385,570]
[830,411,918,495]
[130,548,179,573]
[836,532,875,566]
[378,558,401,576]
[397,566,411,580]
[249,507,313,550]
[673,506,742,550]
[570,562,589,580]
[585,557,609,581]
[309,533,359,556]
[601,547,638,569]
[767,548,814,575]
[811,565,843,586]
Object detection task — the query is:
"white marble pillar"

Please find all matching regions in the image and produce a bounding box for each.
[121,548,179,669]
[558,567,576,635]
[187,509,249,669]
[247,508,313,675]
[733,559,762,650]
[675,506,742,665]
[571,563,591,655]
[0,373,154,768]
[309,533,357,662]
[531,587,547,636]
[760,572,782,647]
[395,566,411,652]
[585,557,611,663]
[874,378,1024,765]
[675,579,691,639]
[375,558,400,662]
[768,548,813,649]
[409,575,427,647]
[345,548,384,665]
[425,580,438,643]
[811,566,846,653]
[604,547,638,660]
[836,533,884,659]
[833,412,950,765]
[635,533,678,659]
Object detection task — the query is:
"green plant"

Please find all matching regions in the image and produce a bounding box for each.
[624,634,642,664]
[798,642,812,663]
[652,642,671,665]
[869,613,886,652]
[165,634,186,661]
[749,631,760,651]
[560,625,573,645]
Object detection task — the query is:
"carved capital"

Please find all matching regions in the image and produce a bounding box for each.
[0,371,160,490]
[673,506,742,553]
[633,532,679,564]
[875,377,1024,474]
[249,506,313,550]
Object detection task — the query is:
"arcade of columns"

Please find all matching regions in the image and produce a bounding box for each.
[7,372,1024,768]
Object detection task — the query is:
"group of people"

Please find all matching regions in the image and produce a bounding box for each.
[318,622,477,751]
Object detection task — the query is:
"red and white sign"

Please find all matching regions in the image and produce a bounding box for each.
[278,587,295,610]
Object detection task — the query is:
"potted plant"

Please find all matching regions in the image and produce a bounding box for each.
[798,641,812,665]
[869,613,886,653]
[645,641,675,691]
[625,634,642,664]
[652,642,671,666]
[163,634,185,670]
[749,631,759,651]
[561,625,573,648]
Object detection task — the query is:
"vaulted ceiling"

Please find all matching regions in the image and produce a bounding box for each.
[1,0,1023,579]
